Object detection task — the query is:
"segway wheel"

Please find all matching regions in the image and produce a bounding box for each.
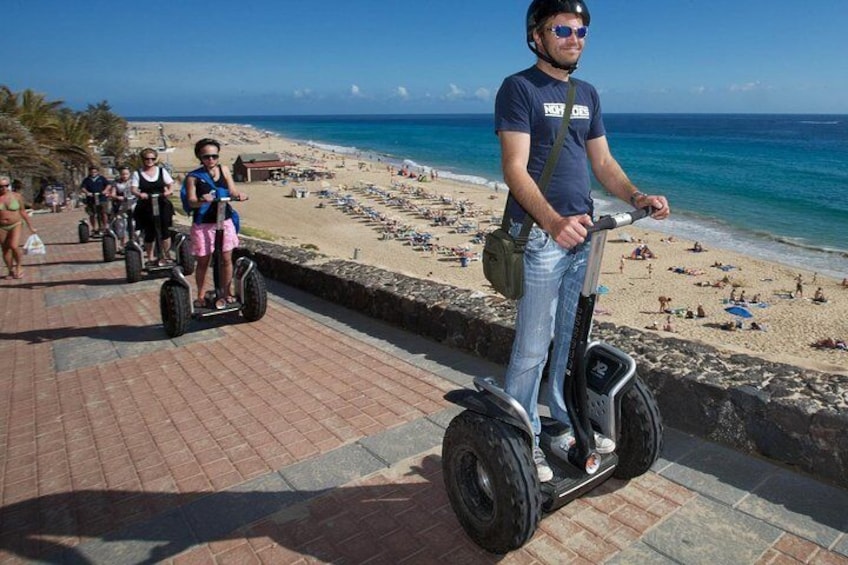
[442,410,542,554]
[160,280,191,338]
[102,234,117,262]
[126,249,143,283]
[78,222,90,243]
[241,268,267,322]
[176,237,196,276]
[613,375,663,480]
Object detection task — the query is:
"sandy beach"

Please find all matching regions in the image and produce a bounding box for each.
[128,121,848,375]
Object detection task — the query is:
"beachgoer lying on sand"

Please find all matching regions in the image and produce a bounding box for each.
[645,321,659,330]
[811,337,847,350]
[750,321,767,331]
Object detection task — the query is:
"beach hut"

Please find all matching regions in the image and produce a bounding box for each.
[233,153,296,183]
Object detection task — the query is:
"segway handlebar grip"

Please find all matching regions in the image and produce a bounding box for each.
[587,206,653,235]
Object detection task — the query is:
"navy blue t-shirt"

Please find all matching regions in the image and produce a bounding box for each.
[494,66,606,222]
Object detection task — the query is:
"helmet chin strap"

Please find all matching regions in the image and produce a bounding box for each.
[529,42,579,75]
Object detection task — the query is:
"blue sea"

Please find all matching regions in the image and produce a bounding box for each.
[151,113,848,278]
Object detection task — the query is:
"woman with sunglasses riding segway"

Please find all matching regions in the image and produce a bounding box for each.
[441,0,669,553]
[159,138,267,337]
[124,148,193,282]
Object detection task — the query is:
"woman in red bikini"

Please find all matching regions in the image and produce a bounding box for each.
[0,177,36,279]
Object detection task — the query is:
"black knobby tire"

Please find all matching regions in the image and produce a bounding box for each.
[613,375,664,480]
[78,222,90,243]
[160,280,191,338]
[176,237,196,275]
[241,268,267,322]
[126,249,143,283]
[102,234,117,262]
[442,410,542,554]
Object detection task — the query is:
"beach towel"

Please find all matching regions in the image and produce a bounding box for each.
[181,168,240,232]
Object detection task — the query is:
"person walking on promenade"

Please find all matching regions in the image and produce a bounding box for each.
[495,0,670,482]
[0,176,36,279]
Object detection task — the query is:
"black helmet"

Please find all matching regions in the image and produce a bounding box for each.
[526,0,591,73]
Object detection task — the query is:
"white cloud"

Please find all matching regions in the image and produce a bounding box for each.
[474,88,490,101]
[351,84,362,97]
[293,88,313,99]
[692,86,707,95]
[445,84,465,99]
[396,86,409,99]
[730,81,763,92]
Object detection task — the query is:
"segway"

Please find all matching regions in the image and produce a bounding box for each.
[160,194,266,338]
[441,207,663,554]
[124,193,194,282]
[101,199,128,262]
[78,195,107,243]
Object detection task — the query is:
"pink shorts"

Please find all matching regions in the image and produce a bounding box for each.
[191,220,239,257]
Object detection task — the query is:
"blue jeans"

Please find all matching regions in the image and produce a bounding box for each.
[504,222,590,438]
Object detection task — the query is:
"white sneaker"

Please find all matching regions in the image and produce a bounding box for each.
[533,446,554,482]
[559,430,616,455]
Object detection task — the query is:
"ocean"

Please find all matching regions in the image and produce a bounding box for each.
[152,113,848,279]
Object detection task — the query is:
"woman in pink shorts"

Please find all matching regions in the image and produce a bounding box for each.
[184,139,247,307]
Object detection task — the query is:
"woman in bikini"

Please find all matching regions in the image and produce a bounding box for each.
[185,138,247,307]
[0,177,37,279]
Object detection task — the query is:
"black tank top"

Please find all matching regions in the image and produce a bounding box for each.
[138,167,166,195]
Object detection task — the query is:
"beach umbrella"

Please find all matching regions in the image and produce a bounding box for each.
[724,305,753,318]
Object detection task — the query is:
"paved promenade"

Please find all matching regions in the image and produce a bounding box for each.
[1,209,847,564]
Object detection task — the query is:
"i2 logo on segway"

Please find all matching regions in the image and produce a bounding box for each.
[590,360,609,380]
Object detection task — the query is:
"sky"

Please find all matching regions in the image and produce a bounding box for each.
[5,0,848,117]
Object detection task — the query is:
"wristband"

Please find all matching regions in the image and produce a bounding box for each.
[629,191,646,207]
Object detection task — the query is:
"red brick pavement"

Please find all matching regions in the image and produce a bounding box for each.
[1,210,846,564]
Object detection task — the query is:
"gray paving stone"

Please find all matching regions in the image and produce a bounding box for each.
[659,440,777,506]
[54,337,119,372]
[643,496,781,564]
[66,509,194,565]
[738,469,848,547]
[426,406,464,430]
[281,443,385,493]
[183,474,302,542]
[834,533,848,557]
[607,541,679,565]
[359,418,443,465]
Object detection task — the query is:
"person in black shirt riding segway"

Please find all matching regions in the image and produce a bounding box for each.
[131,148,175,266]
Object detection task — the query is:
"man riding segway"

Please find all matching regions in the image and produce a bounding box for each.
[441,0,670,553]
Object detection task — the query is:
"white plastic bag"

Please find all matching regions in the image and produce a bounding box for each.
[24,234,46,255]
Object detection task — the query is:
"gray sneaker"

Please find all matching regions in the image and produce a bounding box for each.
[533,446,554,482]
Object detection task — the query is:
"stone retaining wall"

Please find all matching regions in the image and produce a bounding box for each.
[234,239,848,488]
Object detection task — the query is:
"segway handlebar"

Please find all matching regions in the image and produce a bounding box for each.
[587,206,653,235]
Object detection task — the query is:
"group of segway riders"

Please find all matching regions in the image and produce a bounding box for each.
[76,141,267,337]
[75,0,672,554]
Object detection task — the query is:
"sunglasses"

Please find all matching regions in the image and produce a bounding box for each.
[548,25,588,39]
[0,184,9,188]
[142,157,156,161]
[200,154,219,160]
